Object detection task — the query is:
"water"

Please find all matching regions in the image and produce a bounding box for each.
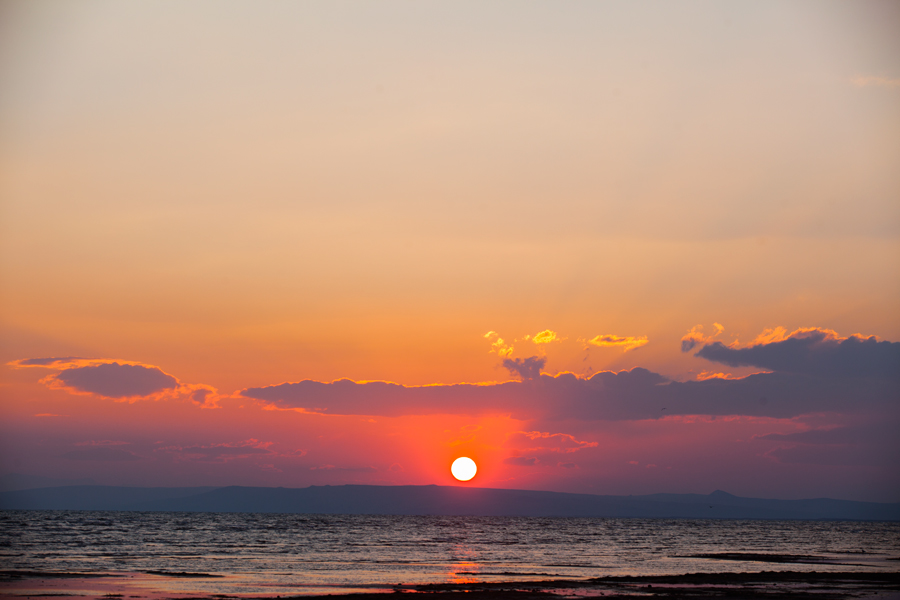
[1,511,898,596]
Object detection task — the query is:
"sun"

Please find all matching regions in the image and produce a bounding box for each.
[451,457,477,481]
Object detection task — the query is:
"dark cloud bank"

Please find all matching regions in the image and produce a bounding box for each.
[241,369,896,420]
[242,330,898,421]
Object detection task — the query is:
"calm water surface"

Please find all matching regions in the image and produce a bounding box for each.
[1,511,898,595]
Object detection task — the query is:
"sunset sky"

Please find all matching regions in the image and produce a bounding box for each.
[1,0,898,502]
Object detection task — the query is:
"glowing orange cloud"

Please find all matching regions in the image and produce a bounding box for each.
[586,334,648,352]
[747,326,843,347]
[681,323,724,352]
[530,330,561,344]
[695,371,739,381]
[748,326,792,346]
[484,331,513,357]
[507,431,598,454]
[694,371,773,381]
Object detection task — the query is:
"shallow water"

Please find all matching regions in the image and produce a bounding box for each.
[1,511,897,595]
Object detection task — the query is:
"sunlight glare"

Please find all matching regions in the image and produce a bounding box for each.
[451,457,477,481]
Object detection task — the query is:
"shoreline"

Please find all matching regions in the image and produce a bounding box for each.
[2,571,899,600]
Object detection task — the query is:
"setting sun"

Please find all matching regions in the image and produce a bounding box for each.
[451,457,477,481]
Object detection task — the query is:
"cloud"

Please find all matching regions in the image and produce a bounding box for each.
[181,445,272,457]
[484,331,514,358]
[241,359,896,422]
[246,378,525,416]
[695,327,899,379]
[13,357,222,406]
[159,439,274,462]
[695,371,748,381]
[14,357,84,367]
[20,328,840,424]
[185,385,221,408]
[502,431,595,471]
[681,323,724,352]
[531,330,560,344]
[504,456,538,466]
[62,447,141,461]
[507,431,598,453]
[46,362,179,399]
[503,356,545,380]
[747,326,792,345]
[587,334,648,352]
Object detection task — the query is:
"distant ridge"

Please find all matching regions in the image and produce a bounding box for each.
[1,484,897,520]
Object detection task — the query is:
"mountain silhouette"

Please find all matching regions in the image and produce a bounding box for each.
[2,484,897,520]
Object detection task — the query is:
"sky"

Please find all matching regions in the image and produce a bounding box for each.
[1,0,898,502]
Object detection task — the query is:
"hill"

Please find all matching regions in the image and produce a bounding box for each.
[2,484,897,520]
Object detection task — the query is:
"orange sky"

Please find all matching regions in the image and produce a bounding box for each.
[1,1,898,501]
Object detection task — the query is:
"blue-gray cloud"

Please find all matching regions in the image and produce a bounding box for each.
[17,357,83,366]
[158,442,274,462]
[241,364,897,421]
[681,338,699,353]
[503,356,546,380]
[55,363,178,398]
[695,329,899,379]
[504,456,538,466]
[240,378,529,417]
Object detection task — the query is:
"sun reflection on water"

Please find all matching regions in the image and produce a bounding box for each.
[448,543,482,584]
[449,561,481,584]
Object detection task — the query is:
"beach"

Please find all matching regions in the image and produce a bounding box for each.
[2,569,900,600]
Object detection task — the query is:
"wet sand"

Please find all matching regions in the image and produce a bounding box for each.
[2,570,899,600]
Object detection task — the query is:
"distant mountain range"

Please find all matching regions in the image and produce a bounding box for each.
[1,484,898,520]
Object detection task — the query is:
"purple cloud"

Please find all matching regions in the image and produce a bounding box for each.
[504,456,538,466]
[241,364,896,421]
[696,329,899,379]
[241,378,529,416]
[158,440,275,462]
[54,363,178,398]
[17,357,83,366]
[503,356,546,380]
